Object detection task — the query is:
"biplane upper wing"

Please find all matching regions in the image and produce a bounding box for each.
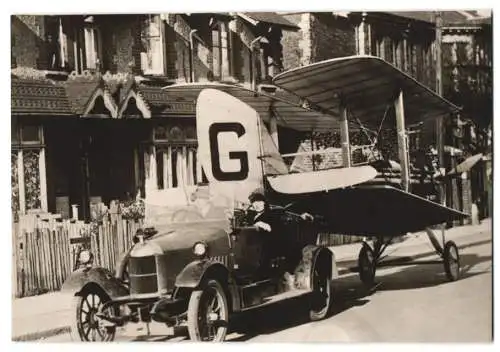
[273,55,461,129]
[276,184,469,237]
[163,82,343,132]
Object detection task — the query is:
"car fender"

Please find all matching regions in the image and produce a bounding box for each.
[293,245,337,291]
[61,266,129,299]
[175,260,242,312]
[175,260,230,288]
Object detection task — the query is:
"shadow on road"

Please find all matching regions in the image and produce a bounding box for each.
[130,242,491,342]
[229,249,491,341]
[374,252,491,291]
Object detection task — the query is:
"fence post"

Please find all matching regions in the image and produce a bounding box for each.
[12,222,19,299]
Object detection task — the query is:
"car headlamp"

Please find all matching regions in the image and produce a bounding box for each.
[193,242,208,257]
[79,250,93,265]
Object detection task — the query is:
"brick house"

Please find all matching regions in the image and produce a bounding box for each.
[280,11,492,220]
[11,13,299,221]
[388,11,492,220]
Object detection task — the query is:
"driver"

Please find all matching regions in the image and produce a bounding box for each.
[247,188,274,232]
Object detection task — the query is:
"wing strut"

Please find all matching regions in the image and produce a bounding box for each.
[339,100,351,167]
[394,89,410,192]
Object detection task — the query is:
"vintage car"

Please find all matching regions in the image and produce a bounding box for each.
[61,205,338,342]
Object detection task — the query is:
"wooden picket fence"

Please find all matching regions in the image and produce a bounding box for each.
[12,214,142,298]
[12,212,358,298]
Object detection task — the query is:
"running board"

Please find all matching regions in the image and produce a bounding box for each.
[377,259,444,267]
[241,289,310,312]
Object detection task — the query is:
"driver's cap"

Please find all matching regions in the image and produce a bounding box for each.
[249,188,266,203]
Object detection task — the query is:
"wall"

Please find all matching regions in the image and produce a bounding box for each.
[281,13,311,69]
[11,15,47,69]
[106,16,137,74]
[230,16,262,85]
[442,28,492,130]
[282,13,357,69]
[310,13,356,62]
[366,17,436,89]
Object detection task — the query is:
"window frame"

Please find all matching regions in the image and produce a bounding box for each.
[141,15,165,76]
[83,23,102,70]
[11,122,48,215]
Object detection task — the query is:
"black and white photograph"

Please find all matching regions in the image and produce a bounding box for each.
[7,2,494,346]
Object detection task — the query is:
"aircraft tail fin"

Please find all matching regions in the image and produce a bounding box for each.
[196,89,268,205]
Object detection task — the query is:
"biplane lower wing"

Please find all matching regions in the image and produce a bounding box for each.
[267,166,377,194]
[277,185,469,237]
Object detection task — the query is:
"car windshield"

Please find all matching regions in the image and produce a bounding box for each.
[143,202,235,228]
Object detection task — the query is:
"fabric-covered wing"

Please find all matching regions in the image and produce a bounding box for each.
[273,55,461,129]
[163,82,343,132]
[267,166,377,194]
[283,185,468,237]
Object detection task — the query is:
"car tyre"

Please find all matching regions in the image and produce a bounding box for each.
[187,279,229,342]
[70,286,116,342]
[309,254,333,321]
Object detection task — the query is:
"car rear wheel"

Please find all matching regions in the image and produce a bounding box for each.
[187,280,229,342]
[70,287,116,342]
[309,255,332,321]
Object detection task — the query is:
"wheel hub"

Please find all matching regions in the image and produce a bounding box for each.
[207,312,219,322]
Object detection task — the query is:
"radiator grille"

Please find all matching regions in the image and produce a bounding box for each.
[129,256,158,295]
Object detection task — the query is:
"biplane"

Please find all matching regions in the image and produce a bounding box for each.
[62,55,469,343]
[270,55,469,284]
[169,55,469,286]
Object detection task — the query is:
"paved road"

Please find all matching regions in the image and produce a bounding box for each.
[43,229,492,343]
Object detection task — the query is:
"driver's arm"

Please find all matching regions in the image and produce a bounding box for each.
[254,221,272,232]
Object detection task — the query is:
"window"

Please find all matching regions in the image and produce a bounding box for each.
[11,122,47,217]
[212,25,222,80]
[150,124,201,190]
[81,16,102,70]
[141,15,165,75]
[45,16,62,70]
[211,21,230,81]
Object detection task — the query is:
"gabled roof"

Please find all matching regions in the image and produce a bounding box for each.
[11,77,73,115]
[62,75,118,117]
[11,71,118,117]
[388,11,492,27]
[116,81,152,118]
[135,85,198,116]
[239,12,300,31]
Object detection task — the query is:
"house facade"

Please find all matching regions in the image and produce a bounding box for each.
[280,11,492,220]
[440,13,492,219]
[11,13,299,221]
[282,11,438,150]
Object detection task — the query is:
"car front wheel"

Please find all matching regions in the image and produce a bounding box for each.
[187,280,229,342]
[70,286,116,342]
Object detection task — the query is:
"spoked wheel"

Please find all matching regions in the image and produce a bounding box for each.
[187,280,229,342]
[358,244,376,286]
[309,257,332,321]
[443,241,460,281]
[70,287,116,342]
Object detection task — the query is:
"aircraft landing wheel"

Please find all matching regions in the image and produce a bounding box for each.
[443,241,460,281]
[358,244,376,286]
